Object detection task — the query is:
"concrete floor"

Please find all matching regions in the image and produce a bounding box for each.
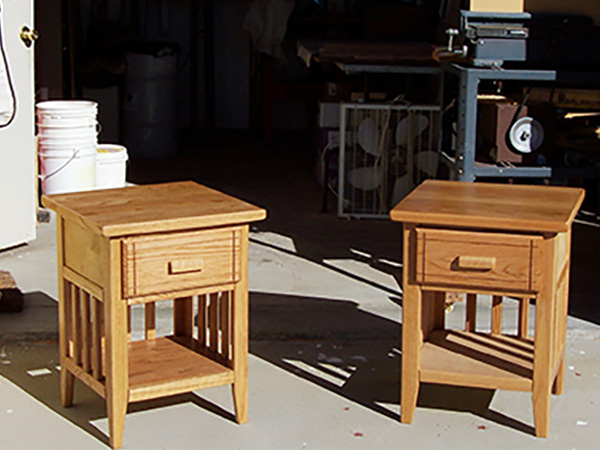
[1,132,600,449]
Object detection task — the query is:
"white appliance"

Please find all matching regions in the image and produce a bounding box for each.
[0,0,36,250]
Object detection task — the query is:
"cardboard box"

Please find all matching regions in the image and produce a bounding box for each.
[318,102,341,129]
[470,0,524,13]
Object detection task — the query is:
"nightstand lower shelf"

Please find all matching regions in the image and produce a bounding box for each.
[419,330,534,392]
[128,336,235,403]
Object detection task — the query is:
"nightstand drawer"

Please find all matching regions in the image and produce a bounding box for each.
[122,228,241,298]
[415,228,542,292]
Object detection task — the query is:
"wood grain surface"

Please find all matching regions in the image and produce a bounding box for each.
[42,181,267,237]
[390,180,584,233]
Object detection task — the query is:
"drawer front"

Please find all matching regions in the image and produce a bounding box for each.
[123,228,241,298]
[415,228,542,292]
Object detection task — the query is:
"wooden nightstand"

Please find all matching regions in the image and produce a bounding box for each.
[42,181,266,449]
[390,180,584,437]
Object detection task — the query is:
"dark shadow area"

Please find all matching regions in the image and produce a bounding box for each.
[568,222,600,325]
[0,291,58,341]
[249,291,535,434]
[127,130,600,326]
[418,384,535,436]
[0,341,238,447]
[127,130,404,289]
[249,292,403,421]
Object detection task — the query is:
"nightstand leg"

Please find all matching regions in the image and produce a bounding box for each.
[533,238,555,438]
[105,241,129,449]
[232,226,249,424]
[57,219,75,408]
[552,355,565,396]
[401,224,421,424]
[401,285,422,423]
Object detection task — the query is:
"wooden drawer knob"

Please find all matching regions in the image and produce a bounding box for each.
[456,256,496,271]
[169,259,205,275]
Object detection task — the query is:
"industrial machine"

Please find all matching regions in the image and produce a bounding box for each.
[441,11,530,68]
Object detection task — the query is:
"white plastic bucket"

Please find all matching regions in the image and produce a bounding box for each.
[95,144,128,189]
[36,100,99,142]
[38,134,98,154]
[36,100,97,118]
[39,146,97,195]
[37,124,98,140]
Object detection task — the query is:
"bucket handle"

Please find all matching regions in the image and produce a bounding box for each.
[39,148,81,181]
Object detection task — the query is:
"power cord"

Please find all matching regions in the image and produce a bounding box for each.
[0,1,17,128]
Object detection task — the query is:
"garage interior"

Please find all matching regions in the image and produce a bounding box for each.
[1,0,600,448]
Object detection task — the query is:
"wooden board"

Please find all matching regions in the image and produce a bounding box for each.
[41,181,267,238]
[128,336,234,403]
[390,180,584,233]
[420,330,534,391]
[470,0,524,13]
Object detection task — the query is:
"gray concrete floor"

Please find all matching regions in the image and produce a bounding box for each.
[1,132,600,449]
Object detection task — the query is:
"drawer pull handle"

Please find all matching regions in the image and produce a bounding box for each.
[169,260,204,275]
[456,256,496,271]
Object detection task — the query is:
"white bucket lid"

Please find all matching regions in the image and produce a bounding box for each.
[37,118,98,127]
[39,144,97,155]
[37,127,98,136]
[38,138,98,147]
[97,144,129,162]
[36,100,98,113]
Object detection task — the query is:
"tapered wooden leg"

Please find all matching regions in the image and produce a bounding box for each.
[105,240,129,449]
[401,224,421,424]
[401,285,422,424]
[552,353,565,396]
[232,226,249,424]
[532,386,551,438]
[533,238,556,438]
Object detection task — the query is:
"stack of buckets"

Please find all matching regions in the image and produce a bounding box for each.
[37,100,128,195]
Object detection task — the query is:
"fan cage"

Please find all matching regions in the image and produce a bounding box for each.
[338,102,442,218]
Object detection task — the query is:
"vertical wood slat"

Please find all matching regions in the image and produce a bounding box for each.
[174,297,194,338]
[209,292,219,353]
[432,291,445,330]
[491,295,503,335]
[198,294,207,346]
[91,296,102,380]
[465,293,477,332]
[220,291,231,361]
[64,279,73,358]
[81,291,91,372]
[145,302,156,340]
[518,297,530,338]
[71,284,82,365]
[127,305,132,342]
[421,291,434,340]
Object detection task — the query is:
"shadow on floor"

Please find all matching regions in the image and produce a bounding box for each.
[127,131,600,326]
[0,291,58,341]
[249,291,536,435]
